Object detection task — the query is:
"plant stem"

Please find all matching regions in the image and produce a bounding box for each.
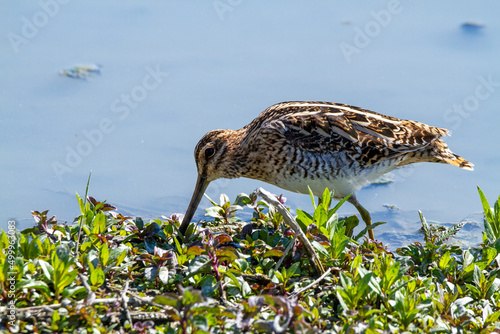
[75,172,92,258]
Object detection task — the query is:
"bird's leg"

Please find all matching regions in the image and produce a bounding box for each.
[347,195,375,240]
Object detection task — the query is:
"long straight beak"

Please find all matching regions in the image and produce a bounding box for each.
[179,174,210,235]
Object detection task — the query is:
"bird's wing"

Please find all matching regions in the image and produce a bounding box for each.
[255,101,448,155]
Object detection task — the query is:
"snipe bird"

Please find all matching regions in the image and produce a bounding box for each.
[179,101,473,239]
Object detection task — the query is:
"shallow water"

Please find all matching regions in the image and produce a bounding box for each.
[1,1,499,249]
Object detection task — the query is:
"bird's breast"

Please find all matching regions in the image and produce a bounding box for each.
[241,146,399,198]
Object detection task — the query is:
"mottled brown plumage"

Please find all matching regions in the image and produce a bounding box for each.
[180,101,473,239]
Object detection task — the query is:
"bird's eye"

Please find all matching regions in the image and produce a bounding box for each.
[205,147,215,159]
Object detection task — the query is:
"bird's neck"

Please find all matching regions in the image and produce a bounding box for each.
[224,128,274,181]
[218,128,253,179]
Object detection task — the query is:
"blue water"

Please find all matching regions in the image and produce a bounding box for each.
[1,1,499,249]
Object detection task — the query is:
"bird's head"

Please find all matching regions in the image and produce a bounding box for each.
[179,129,240,236]
[193,129,235,181]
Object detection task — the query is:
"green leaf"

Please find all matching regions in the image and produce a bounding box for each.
[286,262,300,278]
[472,265,483,287]
[81,226,91,237]
[39,259,54,281]
[16,279,51,295]
[76,192,85,215]
[330,194,351,215]
[382,262,401,292]
[225,271,241,288]
[313,205,328,229]
[321,187,332,211]
[495,195,500,224]
[188,255,210,274]
[143,222,161,237]
[90,267,105,287]
[62,286,86,299]
[144,266,159,281]
[324,212,339,234]
[296,209,313,231]
[174,235,183,254]
[51,310,60,330]
[307,186,316,209]
[144,237,157,254]
[363,269,382,296]
[183,289,203,305]
[215,247,238,262]
[453,296,473,308]
[354,221,385,241]
[262,249,284,258]
[312,240,329,257]
[462,249,474,269]
[235,193,252,206]
[355,271,373,301]
[241,280,251,298]
[436,222,466,245]
[335,289,350,311]
[478,187,498,242]
[153,293,180,307]
[109,246,128,267]
[272,269,283,283]
[342,215,359,238]
[192,315,208,331]
[59,269,78,287]
[55,244,71,265]
[27,238,42,260]
[92,212,106,235]
[204,193,219,207]
[486,277,500,299]
[158,267,169,284]
[187,245,204,256]
[465,283,481,299]
[99,243,109,267]
[482,247,498,266]
[438,251,453,271]
[201,275,217,296]
[220,193,230,206]
[234,258,249,272]
[419,211,431,242]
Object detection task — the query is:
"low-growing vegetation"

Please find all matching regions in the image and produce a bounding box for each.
[1,185,500,333]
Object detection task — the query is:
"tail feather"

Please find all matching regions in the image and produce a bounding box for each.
[432,138,474,171]
[443,154,474,171]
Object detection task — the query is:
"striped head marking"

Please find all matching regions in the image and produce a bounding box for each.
[193,129,237,181]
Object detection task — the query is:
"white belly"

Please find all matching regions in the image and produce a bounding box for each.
[270,160,398,199]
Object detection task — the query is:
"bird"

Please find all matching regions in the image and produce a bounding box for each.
[179,101,473,240]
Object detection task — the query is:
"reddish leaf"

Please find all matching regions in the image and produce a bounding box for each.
[214,234,233,246]
[307,223,318,235]
[313,233,331,246]
[293,305,304,316]
[187,245,204,256]
[242,224,253,237]
[215,247,238,262]
[263,249,284,258]
[284,227,295,237]
[264,282,277,290]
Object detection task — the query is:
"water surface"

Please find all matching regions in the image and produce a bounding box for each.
[1,1,499,249]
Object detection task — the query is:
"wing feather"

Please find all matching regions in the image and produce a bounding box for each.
[251,101,448,157]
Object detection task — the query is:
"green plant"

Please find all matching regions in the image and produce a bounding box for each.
[271,262,300,295]
[397,211,464,277]
[153,287,222,334]
[39,244,83,301]
[3,186,500,333]
[478,186,500,245]
[204,193,244,225]
[185,230,238,298]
